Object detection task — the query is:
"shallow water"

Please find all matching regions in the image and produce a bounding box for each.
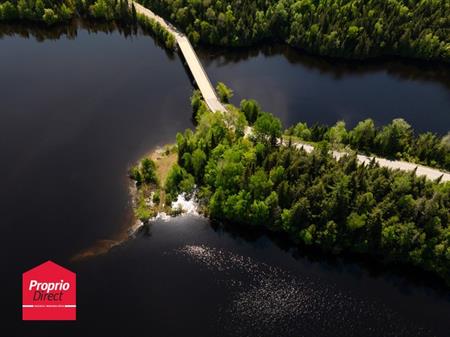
[1,23,449,336]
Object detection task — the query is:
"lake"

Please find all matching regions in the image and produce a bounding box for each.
[199,45,450,134]
[1,22,449,337]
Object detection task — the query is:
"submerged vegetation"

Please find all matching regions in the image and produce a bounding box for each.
[138,0,450,61]
[162,90,450,285]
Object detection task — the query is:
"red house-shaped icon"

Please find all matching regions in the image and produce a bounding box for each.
[22,260,76,320]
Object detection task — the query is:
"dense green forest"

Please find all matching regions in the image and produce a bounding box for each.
[0,0,133,25]
[285,119,450,171]
[0,0,176,48]
[196,89,450,171]
[137,0,450,61]
[3,0,448,60]
[163,92,450,284]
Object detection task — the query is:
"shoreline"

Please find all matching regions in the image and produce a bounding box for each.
[72,144,185,261]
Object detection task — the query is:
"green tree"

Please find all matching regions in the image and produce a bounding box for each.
[346,212,367,231]
[165,163,195,200]
[348,119,376,152]
[325,121,348,145]
[191,90,203,115]
[249,168,272,200]
[192,148,207,179]
[90,0,114,20]
[240,99,261,124]
[0,1,18,20]
[216,82,233,103]
[250,200,270,225]
[43,8,58,25]
[376,118,412,157]
[292,122,311,141]
[167,91,450,285]
[59,3,74,21]
[129,166,142,185]
[253,112,282,146]
[141,158,158,184]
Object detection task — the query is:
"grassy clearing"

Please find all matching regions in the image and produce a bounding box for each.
[130,144,178,223]
[150,146,178,189]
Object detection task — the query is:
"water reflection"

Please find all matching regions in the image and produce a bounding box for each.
[0,23,195,336]
[1,22,450,337]
[0,20,129,40]
[199,44,450,90]
[209,219,450,295]
[0,20,176,60]
[151,216,449,337]
[199,45,450,134]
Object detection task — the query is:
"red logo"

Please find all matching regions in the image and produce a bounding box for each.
[22,260,76,320]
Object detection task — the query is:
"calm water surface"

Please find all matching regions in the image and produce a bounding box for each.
[0,23,449,337]
[200,45,450,134]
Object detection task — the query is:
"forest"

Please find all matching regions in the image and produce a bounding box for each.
[3,0,448,60]
[137,0,450,61]
[285,118,450,171]
[0,0,123,25]
[162,91,450,285]
[0,0,176,48]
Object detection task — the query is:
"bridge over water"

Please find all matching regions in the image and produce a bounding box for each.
[133,2,227,113]
[132,2,450,183]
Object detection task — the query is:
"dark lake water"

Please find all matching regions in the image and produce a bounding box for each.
[199,45,450,134]
[1,23,449,337]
